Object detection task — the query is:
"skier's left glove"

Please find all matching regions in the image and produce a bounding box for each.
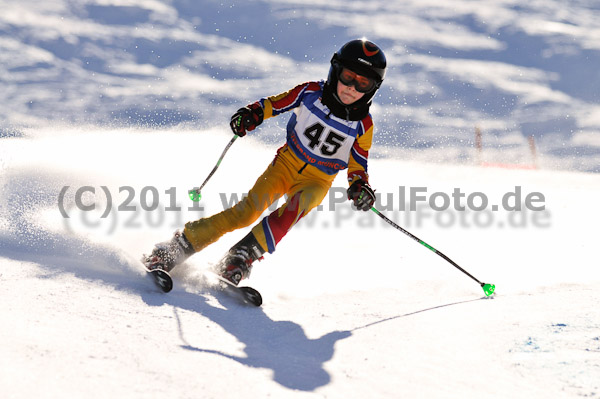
[347,179,376,211]
[230,102,264,137]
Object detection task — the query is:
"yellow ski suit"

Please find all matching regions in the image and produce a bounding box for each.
[184,81,374,254]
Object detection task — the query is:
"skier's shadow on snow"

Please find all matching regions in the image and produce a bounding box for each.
[0,171,349,392]
[0,171,482,393]
[156,285,351,392]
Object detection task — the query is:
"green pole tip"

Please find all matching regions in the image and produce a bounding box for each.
[188,190,201,202]
[482,283,495,297]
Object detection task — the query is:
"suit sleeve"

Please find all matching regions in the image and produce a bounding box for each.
[347,116,373,186]
[255,81,322,120]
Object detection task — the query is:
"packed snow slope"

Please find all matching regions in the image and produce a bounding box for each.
[1,0,600,172]
[0,127,599,398]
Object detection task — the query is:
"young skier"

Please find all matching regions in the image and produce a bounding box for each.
[144,39,387,285]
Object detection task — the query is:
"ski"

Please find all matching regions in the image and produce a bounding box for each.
[147,268,173,293]
[204,271,263,307]
[141,256,261,306]
[141,253,174,293]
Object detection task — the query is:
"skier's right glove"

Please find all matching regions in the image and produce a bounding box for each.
[230,102,264,137]
[347,179,376,211]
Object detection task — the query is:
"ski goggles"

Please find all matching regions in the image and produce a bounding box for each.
[337,67,377,93]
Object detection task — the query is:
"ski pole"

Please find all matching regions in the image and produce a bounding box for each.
[188,135,238,202]
[370,207,495,297]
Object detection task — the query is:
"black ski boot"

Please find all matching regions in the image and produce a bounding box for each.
[143,231,195,272]
[217,232,265,286]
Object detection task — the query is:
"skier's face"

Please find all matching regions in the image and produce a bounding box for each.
[337,80,365,105]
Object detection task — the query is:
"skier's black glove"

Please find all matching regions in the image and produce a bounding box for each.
[347,179,376,211]
[230,102,264,137]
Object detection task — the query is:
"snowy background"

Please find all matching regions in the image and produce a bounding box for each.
[2,0,600,171]
[1,1,599,398]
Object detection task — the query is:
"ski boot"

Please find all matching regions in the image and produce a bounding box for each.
[217,232,265,286]
[143,231,195,272]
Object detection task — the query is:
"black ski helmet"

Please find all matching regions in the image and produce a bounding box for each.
[326,39,387,106]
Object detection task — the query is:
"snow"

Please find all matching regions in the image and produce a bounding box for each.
[1,128,599,398]
[1,0,600,398]
[2,0,600,171]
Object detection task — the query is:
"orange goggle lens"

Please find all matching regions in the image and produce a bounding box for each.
[338,68,377,93]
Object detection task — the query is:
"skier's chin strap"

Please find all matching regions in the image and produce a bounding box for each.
[322,83,370,121]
